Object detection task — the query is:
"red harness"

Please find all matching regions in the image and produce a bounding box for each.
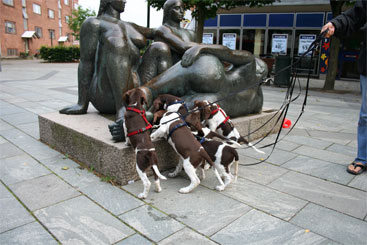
[210,105,230,129]
[126,107,152,137]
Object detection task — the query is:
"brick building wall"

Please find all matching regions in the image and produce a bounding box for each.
[0,0,78,57]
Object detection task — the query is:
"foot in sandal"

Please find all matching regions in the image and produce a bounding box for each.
[347,161,366,175]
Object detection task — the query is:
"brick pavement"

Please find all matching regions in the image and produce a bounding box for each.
[0,59,366,244]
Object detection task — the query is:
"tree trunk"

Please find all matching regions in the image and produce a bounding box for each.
[323,1,344,90]
[195,7,205,43]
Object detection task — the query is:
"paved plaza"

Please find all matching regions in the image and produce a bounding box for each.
[0,59,366,244]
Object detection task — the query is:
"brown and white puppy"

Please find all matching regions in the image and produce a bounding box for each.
[150,111,224,193]
[123,88,166,199]
[194,100,264,154]
[196,136,239,191]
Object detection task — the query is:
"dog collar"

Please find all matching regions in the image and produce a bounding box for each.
[210,105,231,129]
[168,100,189,114]
[167,121,187,140]
[126,107,153,137]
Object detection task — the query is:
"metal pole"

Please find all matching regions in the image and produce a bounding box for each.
[147,1,150,28]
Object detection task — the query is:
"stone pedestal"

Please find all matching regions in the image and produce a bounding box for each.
[39,108,281,185]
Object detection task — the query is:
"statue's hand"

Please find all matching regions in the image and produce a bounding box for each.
[59,104,87,115]
[181,46,202,67]
[108,118,126,142]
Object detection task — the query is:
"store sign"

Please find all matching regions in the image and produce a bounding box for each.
[271,34,288,55]
[202,33,214,44]
[298,34,316,56]
[222,33,236,50]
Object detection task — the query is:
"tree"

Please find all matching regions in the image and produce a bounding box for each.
[148,0,277,43]
[68,6,96,41]
[323,0,355,90]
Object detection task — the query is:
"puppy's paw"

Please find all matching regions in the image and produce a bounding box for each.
[155,186,162,193]
[216,185,225,192]
[138,193,147,199]
[178,187,190,194]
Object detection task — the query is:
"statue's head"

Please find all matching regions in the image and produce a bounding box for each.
[97,0,126,16]
[163,0,183,24]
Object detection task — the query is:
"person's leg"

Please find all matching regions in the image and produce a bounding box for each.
[347,75,366,174]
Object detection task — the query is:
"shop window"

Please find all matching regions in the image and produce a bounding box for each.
[35,26,42,38]
[294,30,320,76]
[242,29,265,57]
[7,49,18,56]
[49,9,55,19]
[266,30,292,56]
[33,3,41,14]
[219,29,240,50]
[202,29,217,45]
[5,21,16,34]
[2,0,13,6]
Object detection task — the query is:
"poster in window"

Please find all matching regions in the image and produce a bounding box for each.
[298,34,316,56]
[222,33,236,50]
[271,34,288,55]
[202,33,214,44]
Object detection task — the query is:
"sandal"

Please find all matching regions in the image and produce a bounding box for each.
[347,162,366,175]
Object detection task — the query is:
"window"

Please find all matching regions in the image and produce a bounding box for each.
[65,16,70,24]
[2,0,13,6]
[33,3,41,14]
[5,21,16,34]
[7,49,18,56]
[48,9,55,18]
[64,0,69,5]
[35,26,42,38]
[23,18,28,30]
[21,0,26,7]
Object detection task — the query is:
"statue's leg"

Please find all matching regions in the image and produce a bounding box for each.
[138,42,173,85]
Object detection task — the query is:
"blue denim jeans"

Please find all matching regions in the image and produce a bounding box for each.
[355,75,366,165]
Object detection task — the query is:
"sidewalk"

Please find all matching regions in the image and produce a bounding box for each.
[1,59,366,244]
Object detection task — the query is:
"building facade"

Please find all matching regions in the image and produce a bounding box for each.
[1,0,79,58]
[203,0,363,79]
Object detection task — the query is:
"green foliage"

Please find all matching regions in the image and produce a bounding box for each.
[68,6,96,40]
[40,46,80,62]
[148,0,278,20]
[19,52,29,58]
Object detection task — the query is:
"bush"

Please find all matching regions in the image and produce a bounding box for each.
[19,52,29,58]
[40,46,80,62]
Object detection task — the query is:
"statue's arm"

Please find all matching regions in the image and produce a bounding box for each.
[181,44,254,67]
[155,25,197,54]
[59,17,99,114]
[129,22,155,39]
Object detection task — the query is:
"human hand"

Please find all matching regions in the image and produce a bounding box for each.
[181,46,202,67]
[321,22,335,38]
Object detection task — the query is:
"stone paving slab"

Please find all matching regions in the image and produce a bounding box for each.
[0,154,51,185]
[79,181,144,216]
[307,130,355,145]
[123,176,251,236]
[0,183,34,233]
[0,128,60,161]
[0,142,24,159]
[237,162,288,185]
[0,221,58,245]
[201,173,307,221]
[16,122,40,139]
[291,203,367,245]
[0,119,13,131]
[10,174,81,211]
[269,171,367,219]
[347,174,367,192]
[282,155,354,185]
[159,227,217,245]
[238,147,298,166]
[1,111,39,126]
[280,135,333,150]
[41,154,102,190]
[119,205,185,243]
[293,145,354,166]
[325,143,357,157]
[211,209,334,245]
[35,195,134,244]
[115,233,153,245]
[0,103,28,116]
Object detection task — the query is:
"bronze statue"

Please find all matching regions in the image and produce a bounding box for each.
[60,0,266,142]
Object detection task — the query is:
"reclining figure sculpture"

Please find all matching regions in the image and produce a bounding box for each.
[60,0,267,142]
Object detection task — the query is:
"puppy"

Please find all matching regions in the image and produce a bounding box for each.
[150,111,224,193]
[194,100,264,154]
[196,136,239,191]
[123,88,166,199]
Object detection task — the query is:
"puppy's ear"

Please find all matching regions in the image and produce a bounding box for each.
[123,90,132,105]
[152,99,163,113]
[202,103,211,120]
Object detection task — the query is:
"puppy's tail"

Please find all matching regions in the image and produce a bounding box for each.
[234,136,265,154]
[152,165,167,180]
